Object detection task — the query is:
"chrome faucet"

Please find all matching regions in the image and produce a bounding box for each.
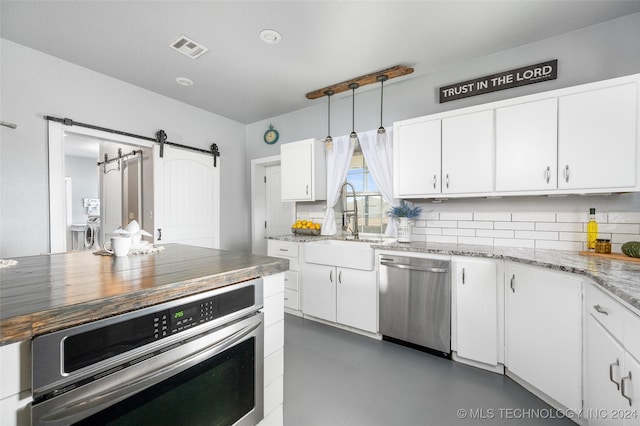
[340,181,359,240]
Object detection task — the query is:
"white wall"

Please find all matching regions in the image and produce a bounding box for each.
[0,39,249,257]
[246,12,640,216]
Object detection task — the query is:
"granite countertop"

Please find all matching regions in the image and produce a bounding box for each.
[0,244,289,345]
[270,234,640,312]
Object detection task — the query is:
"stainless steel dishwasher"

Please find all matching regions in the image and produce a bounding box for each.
[379,254,451,358]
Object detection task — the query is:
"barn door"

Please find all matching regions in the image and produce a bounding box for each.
[153,145,220,248]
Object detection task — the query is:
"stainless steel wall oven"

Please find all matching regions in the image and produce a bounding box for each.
[31,278,264,426]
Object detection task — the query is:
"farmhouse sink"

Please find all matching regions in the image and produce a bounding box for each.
[304,239,376,270]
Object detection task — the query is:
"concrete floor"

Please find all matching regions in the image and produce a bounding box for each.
[283,314,574,426]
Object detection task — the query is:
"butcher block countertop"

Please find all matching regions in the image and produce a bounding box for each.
[0,244,289,345]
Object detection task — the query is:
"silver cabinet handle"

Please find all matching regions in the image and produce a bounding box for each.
[446,173,450,189]
[594,305,609,316]
[306,184,309,195]
[609,358,621,390]
[621,372,633,406]
[563,165,570,183]
[279,248,289,252]
[157,228,162,241]
[510,274,515,293]
[433,174,437,189]
[545,166,551,184]
[462,268,466,285]
[338,270,342,284]
[329,269,333,283]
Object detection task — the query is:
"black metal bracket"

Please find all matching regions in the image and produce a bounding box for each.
[211,143,220,167]
[156,130,167,158]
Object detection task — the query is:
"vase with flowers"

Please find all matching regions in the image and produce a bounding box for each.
[387,200,423,242]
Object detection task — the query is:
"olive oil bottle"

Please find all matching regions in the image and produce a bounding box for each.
[587,208,598,251]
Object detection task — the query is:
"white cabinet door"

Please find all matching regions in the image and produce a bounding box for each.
[506,263,582,411]
[585,315,626,426]
[336,268,377,333]
[558,83,637,190]
[496,98,558,192]
[281,141,312,201]
[455,259,498,366]
[281,139,326,201]
[301,263,336,322]
[393,119,442,197]
[441,110,494,194]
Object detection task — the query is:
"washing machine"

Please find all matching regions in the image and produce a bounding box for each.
[84,216,101,250]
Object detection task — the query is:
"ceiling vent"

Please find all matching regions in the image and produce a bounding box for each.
[169,35,209,59]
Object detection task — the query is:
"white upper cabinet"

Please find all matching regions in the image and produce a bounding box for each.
[393,118,442,198]
[281,138,326,201]
[496,98,558,192]
[558,83,637,191]
[442,110,494,194]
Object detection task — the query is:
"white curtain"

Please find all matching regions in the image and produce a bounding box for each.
[359,128,399,236]
[321,135,356,235]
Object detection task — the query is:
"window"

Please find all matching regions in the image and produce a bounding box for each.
[344,151,390,235]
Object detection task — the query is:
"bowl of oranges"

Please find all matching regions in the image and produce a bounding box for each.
[292,220,321,236]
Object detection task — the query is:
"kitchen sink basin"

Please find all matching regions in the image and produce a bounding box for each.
[304,239,376,270]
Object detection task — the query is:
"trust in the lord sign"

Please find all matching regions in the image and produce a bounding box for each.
[439,60,558,103]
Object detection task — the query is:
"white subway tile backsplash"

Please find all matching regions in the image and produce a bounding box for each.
[406,210,640,252]
[536,222,582,232]
[443,228,476,237]
[494,221,535,231]
[494,238,535,248]
[474,212,512,221]
[515,230,559,240]
[512,212,556,222]
[427,220,458,228]
[458,221,493,229]
[536,240,583,251]
[608,212,640,223]
[440,212,473,221]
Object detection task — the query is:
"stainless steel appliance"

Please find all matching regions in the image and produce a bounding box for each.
[31,278,264,426]
[379,254,451,358]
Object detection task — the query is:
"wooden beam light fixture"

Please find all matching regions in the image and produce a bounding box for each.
[305,65,414,100]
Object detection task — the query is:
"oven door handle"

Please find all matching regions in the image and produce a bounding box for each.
[38,319,261,424]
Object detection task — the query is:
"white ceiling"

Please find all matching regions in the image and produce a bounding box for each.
[2,1,640,124]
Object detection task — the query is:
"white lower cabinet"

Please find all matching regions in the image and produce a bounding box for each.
[0,340,32,426]
[585,283,640,425]
[267,240,300,312]
[302,262,377,333]
[453,257,501,368]
[505,263,583,412]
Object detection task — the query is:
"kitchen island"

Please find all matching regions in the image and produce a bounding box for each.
[0,243,289,344]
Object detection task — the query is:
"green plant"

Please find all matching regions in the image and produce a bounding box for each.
[387,200,423,219]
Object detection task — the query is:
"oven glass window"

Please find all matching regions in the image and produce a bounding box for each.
[74,337,256,426]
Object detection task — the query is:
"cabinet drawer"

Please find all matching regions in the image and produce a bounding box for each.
[284,289,299,310]
[267,240,299,258]
[284,271,298,291]
[586,283,625,341]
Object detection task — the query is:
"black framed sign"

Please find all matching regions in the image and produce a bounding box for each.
[439,60,558,103]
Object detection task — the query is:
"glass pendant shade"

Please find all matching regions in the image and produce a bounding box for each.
[377,75,388,148]
[349,83,359,148]
[324,90,334,152]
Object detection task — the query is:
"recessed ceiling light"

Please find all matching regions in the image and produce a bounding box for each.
[259,29,282,44]
[176,77,194,86]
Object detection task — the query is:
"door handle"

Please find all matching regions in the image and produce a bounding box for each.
[593,305,609,316]
[621,372,632,406]
[445,173,450,189]
[609,358,620,390]
[545,166,551,184]
[510,274,515,293]
[433,174,437,189]
[157,228,162,241]
[563,165,570,183]
[462,268,466,285]
[338,270,342,284]
[306,184,309,195]
[329,270,333,283]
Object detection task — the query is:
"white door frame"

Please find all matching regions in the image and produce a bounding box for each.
[250,155,295,255]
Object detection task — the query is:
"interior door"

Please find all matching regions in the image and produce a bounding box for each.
[265,165,295,238]
[154,145,220,248]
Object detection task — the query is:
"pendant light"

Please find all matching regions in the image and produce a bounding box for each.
[348,83,359,147]
[376,75,388,147]
[324,90,334,152]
